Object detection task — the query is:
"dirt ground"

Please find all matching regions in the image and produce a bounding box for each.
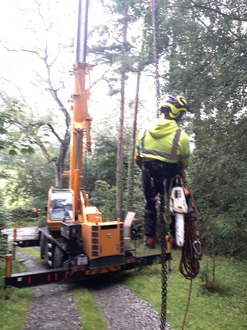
[17,250,81,330]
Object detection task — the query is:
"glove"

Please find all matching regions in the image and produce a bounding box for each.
[134,156,142,169]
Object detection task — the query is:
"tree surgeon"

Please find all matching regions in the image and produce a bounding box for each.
[134,94,193,248]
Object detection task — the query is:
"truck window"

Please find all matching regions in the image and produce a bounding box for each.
[49,191,73,221]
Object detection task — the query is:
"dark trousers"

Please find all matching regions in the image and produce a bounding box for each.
[142,160,181,237]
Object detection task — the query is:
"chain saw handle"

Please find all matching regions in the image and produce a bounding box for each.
[169,186,188,214]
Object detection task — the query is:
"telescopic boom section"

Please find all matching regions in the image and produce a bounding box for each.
[69,0,92,219]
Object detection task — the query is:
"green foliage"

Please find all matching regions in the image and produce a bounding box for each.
[89,180,117,220]
[85,125,144,220]
[0,147,54,225]
[0,232,8,266]
[0,92,35,155]
[89,0,153,82]
[4,151,54,209]
[0,191,10,266]
[159,0,247,113]
[154,0,247,258]
[189,116,247,258]
[84,128,117,191]
[0,191,9,230]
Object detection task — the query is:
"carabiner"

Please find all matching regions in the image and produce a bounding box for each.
[193,240,202,256]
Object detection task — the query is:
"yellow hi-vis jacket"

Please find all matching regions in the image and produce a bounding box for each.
[135,119,190,169]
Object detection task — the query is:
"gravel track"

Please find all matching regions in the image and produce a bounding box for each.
[15,245,171,329]
[17,250,81,330]
[89,283,165,330]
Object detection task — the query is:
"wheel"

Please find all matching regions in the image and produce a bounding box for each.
[40,233,45,259]
[53,245,65,268]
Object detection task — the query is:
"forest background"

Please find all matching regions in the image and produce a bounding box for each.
[0,0,246,260]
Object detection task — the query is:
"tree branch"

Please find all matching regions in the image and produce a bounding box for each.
[190,0,247,22]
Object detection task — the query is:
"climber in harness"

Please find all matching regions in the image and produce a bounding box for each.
[134,94,194,248]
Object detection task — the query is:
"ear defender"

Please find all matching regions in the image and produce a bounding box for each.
[177,96,188,107]
[169,103,180,118]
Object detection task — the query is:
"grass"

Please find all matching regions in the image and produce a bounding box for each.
[20,247,40,259]
[0,244,247,330]
[120,249,247,330]
[71,284,106,330]
[0,257,33,330]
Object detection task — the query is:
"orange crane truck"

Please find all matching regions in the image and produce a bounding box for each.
[4,0,162,289]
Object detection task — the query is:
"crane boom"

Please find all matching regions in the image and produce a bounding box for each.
[69,0,92,220]
[47,0,92,229]
[76,0,89,64]
[45,0,125,271]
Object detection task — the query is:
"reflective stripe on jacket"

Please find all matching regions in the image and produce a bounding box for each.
[135,119,190,168]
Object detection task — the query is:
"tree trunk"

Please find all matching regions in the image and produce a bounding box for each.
[116,72,125,219]
[115,4,129,219]
[126,69,141,213]
[55,136,70,188]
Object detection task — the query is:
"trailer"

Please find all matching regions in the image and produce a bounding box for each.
[4,220,166,289]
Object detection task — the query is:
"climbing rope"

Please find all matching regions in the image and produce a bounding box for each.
[179,220,201,279]
[179,172,202,280]
[151,0,161,117]
[181,279,193,330]
[177,172,202,329]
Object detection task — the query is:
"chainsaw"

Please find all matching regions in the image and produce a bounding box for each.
[169,185,194,247]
